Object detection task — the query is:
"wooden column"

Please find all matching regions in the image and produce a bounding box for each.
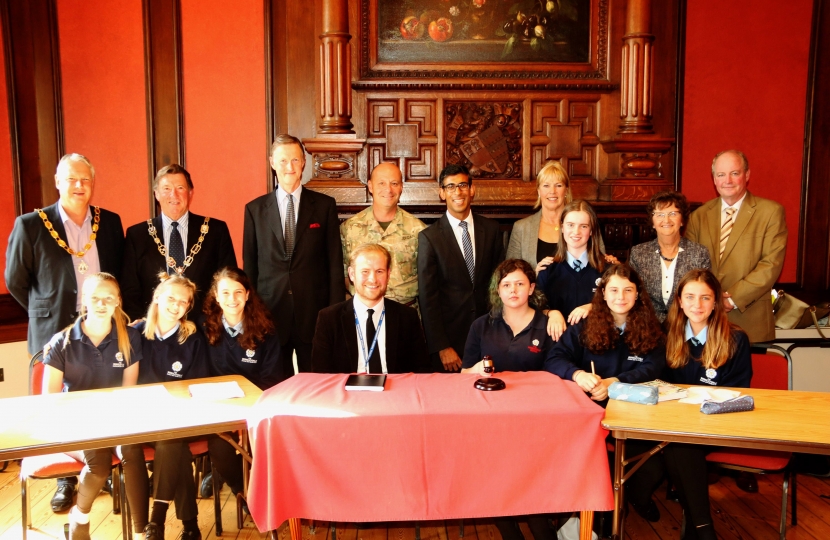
[618,0,654,134]
[318,0,353,135]
[143,0,185,193]
[0,0,64,214]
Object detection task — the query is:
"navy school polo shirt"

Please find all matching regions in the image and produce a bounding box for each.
[134,320,210,384]
[462,309,553,372]
[536,261,602,316]
[43,318,143,392]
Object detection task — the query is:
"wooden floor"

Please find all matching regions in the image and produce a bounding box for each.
[2,460,829,539]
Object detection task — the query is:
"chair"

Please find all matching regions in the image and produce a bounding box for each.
[20,351,130,540]
[705,343,796,540]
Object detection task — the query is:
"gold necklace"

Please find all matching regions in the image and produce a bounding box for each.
[37,206,100,274]
[147,217,210,275]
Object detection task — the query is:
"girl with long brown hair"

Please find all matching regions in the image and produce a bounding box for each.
[536,200,608,341]
[662,268,752,540]
[201,267,292,501]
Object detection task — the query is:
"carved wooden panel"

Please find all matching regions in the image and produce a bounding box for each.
[444,101,522,178]
[366,98,438,180]
[529,98,600,180]
[620,153,663,178]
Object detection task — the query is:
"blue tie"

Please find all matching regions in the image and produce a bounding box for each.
[573,259,582,272]
[285,194,296,260]
[460,221,475,283]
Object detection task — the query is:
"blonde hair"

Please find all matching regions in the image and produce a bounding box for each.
[534,161,572,210]
[143,273,198,344]
[65,272,133,364]
[348,243,391,269]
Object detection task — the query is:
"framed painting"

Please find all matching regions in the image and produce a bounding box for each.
[358,0,610,86]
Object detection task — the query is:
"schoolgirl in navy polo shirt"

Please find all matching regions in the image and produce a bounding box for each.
[536,200,607,341]
[462,258,553,373]
[41,273,148,540]
[200,267,292,502]
[461,258,556,540]
[134,274,208,540]
[661,269,752,540]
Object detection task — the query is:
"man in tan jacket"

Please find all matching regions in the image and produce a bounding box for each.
[686,149,787,344]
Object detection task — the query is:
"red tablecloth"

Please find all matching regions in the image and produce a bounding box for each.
[246,372,613,530]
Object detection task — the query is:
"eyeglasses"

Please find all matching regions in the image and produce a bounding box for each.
[652,211,680,220]
[441,182,471,193]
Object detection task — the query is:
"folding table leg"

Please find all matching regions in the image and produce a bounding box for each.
[779,470,789,540]
[612,438,625,540]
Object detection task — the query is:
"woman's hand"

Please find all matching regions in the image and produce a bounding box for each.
[128,318,145,328]
[589,377,618,401]
[567,304,592,325]
[572,370,601,393]
[604,254,620,265]
[461,360,486,374]
[546,310,567,341]
[536,256,554,275]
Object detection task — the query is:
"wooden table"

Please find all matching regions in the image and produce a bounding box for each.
[0,375,262,461]
[602,387,830,540]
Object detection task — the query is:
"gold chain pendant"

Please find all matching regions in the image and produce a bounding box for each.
[36,206,101,259]
[147,217,211,275]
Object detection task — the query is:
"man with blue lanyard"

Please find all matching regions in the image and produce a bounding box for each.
[310,243,430,374]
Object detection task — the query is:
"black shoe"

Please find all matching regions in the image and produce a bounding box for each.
[630,498,660,522]
[181,530,202,540]
[735,471,758,493]
[51,482,76,512]
[102,475,113,495]
[200,472,214,498]
[666,483,679,502]
[144,521,164,540]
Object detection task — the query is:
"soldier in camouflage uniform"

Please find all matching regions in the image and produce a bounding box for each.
[340,163,426,308]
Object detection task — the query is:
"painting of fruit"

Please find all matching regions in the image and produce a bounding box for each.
[376,0,590,64]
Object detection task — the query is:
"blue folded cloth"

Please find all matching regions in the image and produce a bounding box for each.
[608,381,658,405]
[700,395,755,415]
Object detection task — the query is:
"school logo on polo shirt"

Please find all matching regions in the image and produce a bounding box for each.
[593,277,601,293]
[167,361,183,379]
[112,352,125,368]
[242,349,257,364]
[700,368,718,385]
[627,355,643,362]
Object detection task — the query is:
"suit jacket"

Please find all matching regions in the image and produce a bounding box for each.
[243,188,345,344]
[121,212,237,319]
[686,192,787,342]
[506,210,542,268]
[310,298,430,374]
[4,203,124,353]
[628,237,711,322]
[417,213,505,362]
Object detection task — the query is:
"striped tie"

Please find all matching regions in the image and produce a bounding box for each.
[719,207,736,257]
[573,260,582,272]
[460,221,475,283]
[285,194,296,260]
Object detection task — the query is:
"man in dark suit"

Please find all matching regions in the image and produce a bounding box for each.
[311,243,429,374]
[243,134,346,373]
[4,153,124,512]
[417,164,505,372]
[121,164,237,319]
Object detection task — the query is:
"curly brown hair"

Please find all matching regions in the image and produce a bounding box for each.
[581,264,664,355]
[202,267,275,350]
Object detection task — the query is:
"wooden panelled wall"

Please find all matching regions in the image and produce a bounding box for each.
[1,0,829,343]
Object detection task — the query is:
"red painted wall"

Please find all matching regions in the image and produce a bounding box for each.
[56,0,148,234]
[0,22,15,295]
[681,0,812,283]
[180,0,266,266]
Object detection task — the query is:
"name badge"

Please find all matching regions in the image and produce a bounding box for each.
[627,355,643,362]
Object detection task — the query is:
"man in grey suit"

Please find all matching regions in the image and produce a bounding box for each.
[417,164,505,372]
[4,153,124,512]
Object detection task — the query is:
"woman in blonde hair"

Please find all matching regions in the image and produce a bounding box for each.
[662,268,751,540]
[41,272,148,540]
[134,274,208,540]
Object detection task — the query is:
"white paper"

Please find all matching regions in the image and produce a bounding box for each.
[678,386,740,405]
[188,381,245,399]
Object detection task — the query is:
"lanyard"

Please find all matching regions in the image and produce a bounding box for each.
[354,307,386,374]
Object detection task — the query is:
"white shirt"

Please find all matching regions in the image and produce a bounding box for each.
[685,320,708,345]
[720,192,747,226]
[445,211,476,264]
[658,245,685,306]
[353,297,387,374]
[161,211,189,253]
[276,185,303,238]
[58,204,101,311]
[156,323,181,341]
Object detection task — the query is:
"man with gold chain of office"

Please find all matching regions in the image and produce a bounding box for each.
[340,162,427,310]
